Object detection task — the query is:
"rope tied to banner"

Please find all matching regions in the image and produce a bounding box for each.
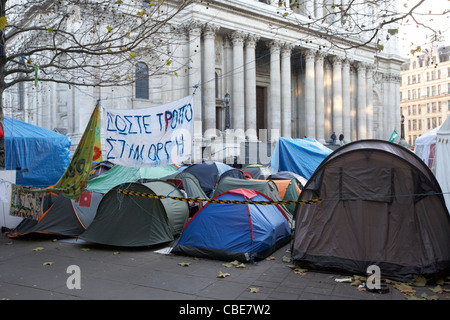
[116,189,322,206]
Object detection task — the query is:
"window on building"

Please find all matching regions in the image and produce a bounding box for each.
[135,62,149,100]
[432,86,436,96]
[427,118,431,129]
[448,100,450,111]
[408,120,411,131]
[438,102,442,112]
[419,119,422,130]
[417,88,421,98]
[427,87,430,97]
[448,82,450,94]
[432,102,436,113]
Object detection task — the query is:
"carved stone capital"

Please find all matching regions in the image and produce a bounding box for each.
[230,31,245,46]
[304,48,317,61]
[245,33,260,48]
[203,23,219,39]
[267,40,282,53]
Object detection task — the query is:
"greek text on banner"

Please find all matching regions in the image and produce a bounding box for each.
[103,95,194,167]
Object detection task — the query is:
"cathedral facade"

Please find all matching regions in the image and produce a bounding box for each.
[7,0,403,163]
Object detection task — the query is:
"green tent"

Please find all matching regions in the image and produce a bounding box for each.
[79,181,188,247]
[86,164,178,194]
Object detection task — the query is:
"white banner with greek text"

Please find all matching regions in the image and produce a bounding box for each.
[103,95,194,167]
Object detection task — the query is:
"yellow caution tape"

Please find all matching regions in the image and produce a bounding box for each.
[116,189,322,205]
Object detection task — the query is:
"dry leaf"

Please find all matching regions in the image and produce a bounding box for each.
[421,293,439,300]
[43,262,54,266]
[394,283,416,296]
[350,280,362,286]
[222,262,235,268]
[178,262,190,267]
[217,271,230,278]
[282,256,291,263]
[249,287,260,293]
[430,285,444,294]
[80,248,90,251]
[32,247,44,251]
[235,263,246,269]
[414,276,427,287]
[113,251,120,255]
[265,256,276,261]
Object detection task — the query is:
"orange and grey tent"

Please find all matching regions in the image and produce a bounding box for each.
[8,190,102,238]
[292,140,450,282]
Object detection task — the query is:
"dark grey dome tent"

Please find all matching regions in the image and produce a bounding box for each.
[8,191,103,239]
[79,181,189,247]
[292,140,450,282]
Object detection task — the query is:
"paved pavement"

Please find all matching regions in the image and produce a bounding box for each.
[1,231,449,308]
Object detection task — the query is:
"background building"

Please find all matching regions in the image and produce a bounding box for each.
[400,46,450,146]
[5,0,404,164]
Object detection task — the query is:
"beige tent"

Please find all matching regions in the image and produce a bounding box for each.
[292,140,450,282]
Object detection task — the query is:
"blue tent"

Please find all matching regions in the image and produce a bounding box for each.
[172,188,291,262]
[4,117,71,188]
[270,137,332,180]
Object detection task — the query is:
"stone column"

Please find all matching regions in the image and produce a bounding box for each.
[231,31,246,137]
[332,56,343,137]
[281,43,293,139]
[304,48,316,139]
[356,62,367,140]
[245,34,259,142]
[315,51,325,143]
[342,59,351,142]
[324,61,332,137]
[366,65,374,139]
[188,22,203,148]
[203,23,219,139]
[171,25,189,100]
[269,40,281,142]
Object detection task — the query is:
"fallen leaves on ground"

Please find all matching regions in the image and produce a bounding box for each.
[394,283,416,296]
[265,256,276,261]
[43,262,54,266]
[80,247,90,251]
[32,247,44,251]
[217,271,230,278]
[287,264,307,275]
[178,262,191,267]
[249,287,260,293]
[222,260,246,269]
[413,276,427,287]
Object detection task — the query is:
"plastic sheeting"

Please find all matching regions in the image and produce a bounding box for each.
[4,117,71,188]
[435,116,450,212]
[270,137,332,180]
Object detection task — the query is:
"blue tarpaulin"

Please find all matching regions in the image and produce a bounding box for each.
[270,137,332,180]
[4,117,71,188]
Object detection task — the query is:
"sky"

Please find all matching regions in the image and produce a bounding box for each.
[398,0,450,57]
